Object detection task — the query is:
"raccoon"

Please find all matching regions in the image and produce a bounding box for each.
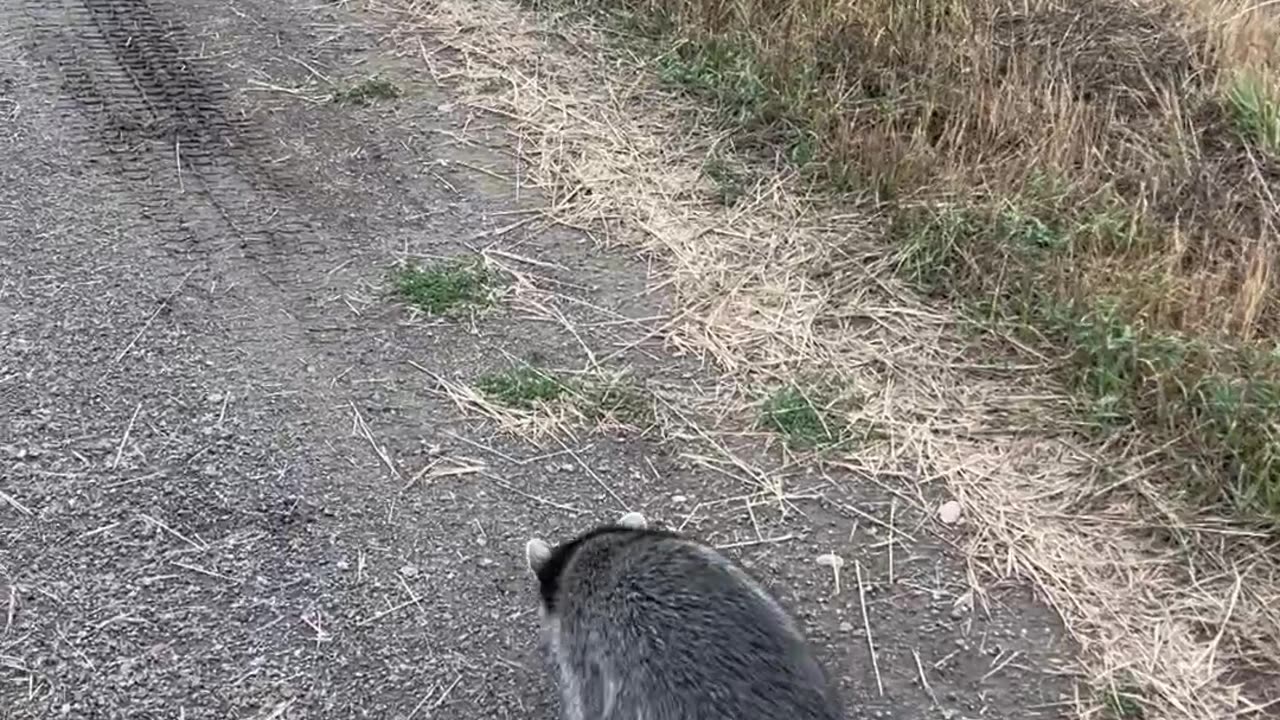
[525,511,844,720]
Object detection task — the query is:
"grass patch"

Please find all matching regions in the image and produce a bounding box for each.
[657,39,772,126]
[476,366,655,427]
[1226,71,1280,154]
[475,366,572,409]
[391,259,493,315]
[332,77,402,105]
[759,385,849,450]
[583,378,656,426]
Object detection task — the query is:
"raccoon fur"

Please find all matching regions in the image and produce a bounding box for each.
[525,511,844,720]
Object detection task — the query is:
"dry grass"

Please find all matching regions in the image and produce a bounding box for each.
[607,0,1280,336]
[370,0,1280,717]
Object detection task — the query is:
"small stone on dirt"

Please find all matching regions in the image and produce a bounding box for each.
[815,553,844,568]
[938,500,962,524]
[399,564,419,578]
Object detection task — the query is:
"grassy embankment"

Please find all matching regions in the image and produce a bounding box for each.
[535,0,1280,522]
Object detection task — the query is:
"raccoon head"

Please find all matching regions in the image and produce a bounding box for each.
[524,511,648,575]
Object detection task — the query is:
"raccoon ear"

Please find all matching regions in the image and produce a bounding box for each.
[617,511,647,529]
[525,538,552,574]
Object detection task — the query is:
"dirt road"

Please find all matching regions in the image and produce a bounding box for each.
[1,1,1075,717]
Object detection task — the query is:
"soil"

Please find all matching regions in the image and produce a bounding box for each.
[0,0,1078,717]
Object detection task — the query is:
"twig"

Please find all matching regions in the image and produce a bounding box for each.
[888,500,896,585]
[979,649,1022,682]
[715,535,794,550]
[138,514,206,552]
[216,391,230,427]
[555,437,627,510]
[112,402,143,470]
[171,561,238,583]
[350,401,403,482]
[0,490,32,517]
[406,681,441,720]
[432,674,463,709]
[105,269,196,374]
[913,648,939,707]
[830,499,918,543]
[856,560,884,696]
[4,586,15,636]
[358,597,419,627]
[481,472,584,513]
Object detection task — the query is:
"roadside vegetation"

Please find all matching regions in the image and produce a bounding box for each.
[530,0,1280,523]
[391,258,495,314]
[332,76,402,105]
[475,365,655,428]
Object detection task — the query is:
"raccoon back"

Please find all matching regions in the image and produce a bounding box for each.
[547,530,843,720]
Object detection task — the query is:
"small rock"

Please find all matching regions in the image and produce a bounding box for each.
[815,553,844,569]
[838,621,854,632]
[399,564,419,578]
[336,559,350,571]
[938,500,963,525]
[671,494,687,504]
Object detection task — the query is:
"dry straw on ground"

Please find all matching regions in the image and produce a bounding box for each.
[372,0,1280,717]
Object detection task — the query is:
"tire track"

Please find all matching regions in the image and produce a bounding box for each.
[21,0,322,268]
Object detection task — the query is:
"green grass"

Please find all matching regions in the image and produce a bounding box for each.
[583,378,656,426]
[476,366,655,427]
[657,39,772,126]
[333,77,402,105]
[759,385,847,449]
[391,259,493,315]
[1226,72,1280,154]
[475,367,572,409]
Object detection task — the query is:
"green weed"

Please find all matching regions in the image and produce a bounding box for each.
[1226,71,1280,154]
[475,367,572,409]
[391,259,493,315]
[476,367,655,427]
[759,385,846,449]
[657,39,770,125]
[333,77,402,106]
[584,379,655,426]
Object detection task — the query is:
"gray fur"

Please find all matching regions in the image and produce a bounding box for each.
[526,512,844,720]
